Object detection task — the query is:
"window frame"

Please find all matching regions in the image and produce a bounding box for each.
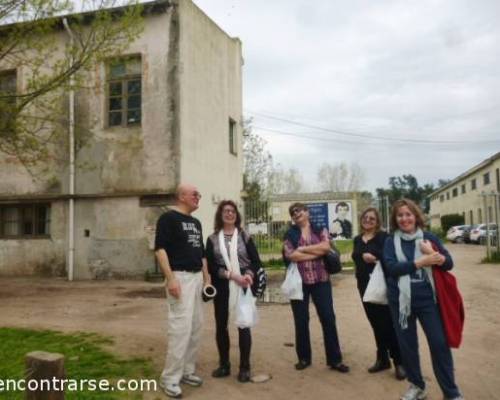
[228,118,237,155]
[0,203,51,239]
[471,178,477,190]
[452,188,458,197]
[0,69,17,134]
[483,172,490,185]
[106,55,142,128]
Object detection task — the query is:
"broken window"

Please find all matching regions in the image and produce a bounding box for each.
[107,56,142,127]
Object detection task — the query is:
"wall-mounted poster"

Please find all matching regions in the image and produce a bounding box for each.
[306,203,329,230]
[328,201,353,239]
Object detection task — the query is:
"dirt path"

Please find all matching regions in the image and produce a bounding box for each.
[1,244,498,399]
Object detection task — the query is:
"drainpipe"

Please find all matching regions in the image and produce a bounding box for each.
[63,17,75,281]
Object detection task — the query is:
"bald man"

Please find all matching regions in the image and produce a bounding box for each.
[155,183,211,398]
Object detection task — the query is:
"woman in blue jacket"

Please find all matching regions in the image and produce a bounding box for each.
[383,198,463,400]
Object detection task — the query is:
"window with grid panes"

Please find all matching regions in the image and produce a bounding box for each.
[0,204,50,238]
[0,70,17,134]
[107,56,141,127]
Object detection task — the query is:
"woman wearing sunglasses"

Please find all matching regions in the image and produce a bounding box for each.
[352,207,405,380]
[282,202,349,373]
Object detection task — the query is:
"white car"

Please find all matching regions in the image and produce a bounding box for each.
[470,223,498,244]
[446,225,468,243]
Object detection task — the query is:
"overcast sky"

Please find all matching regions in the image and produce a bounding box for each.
[193,0,500,193]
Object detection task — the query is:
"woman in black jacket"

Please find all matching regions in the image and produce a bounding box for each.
[352,207,405,380]
[206,200,263,383]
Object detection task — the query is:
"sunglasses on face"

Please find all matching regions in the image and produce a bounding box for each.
[291,207,307,217]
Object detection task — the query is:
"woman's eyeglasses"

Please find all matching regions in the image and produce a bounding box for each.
[362,216,377,222]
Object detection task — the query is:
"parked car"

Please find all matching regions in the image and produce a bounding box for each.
[470,223,498,244]
[446,225,469,243]
[463,224,478,243]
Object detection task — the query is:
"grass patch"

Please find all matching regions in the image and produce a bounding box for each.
[482,250,500,264]
[0,328,155,399]
[333,239,353,255]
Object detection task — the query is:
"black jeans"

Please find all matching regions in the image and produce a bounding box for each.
[213,283,251,370]
[290,281,342,365]
[358,280,402,365]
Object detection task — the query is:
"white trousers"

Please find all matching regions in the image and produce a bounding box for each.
[161,271,204,385]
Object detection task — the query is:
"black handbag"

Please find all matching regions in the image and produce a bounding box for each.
[324,249,342,274]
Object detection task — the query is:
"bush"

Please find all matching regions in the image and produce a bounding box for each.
[440,214,465,233]
[482,251,500,264]
[430,227,446,241]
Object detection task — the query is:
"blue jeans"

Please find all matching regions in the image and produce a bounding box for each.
[389,282,461,399]
[290,281,342,365]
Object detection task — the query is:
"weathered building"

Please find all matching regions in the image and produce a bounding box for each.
[428,152,500,228]
[0,0,243,278]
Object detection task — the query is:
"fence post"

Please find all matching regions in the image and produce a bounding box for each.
[25,351,65,400]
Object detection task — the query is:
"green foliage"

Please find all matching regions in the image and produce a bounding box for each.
[0,0,144,168]
[0,327,154,399]
[429,226,446,241]
[440,214,465,233]
[376,174,436,212]
[482,251,500,264]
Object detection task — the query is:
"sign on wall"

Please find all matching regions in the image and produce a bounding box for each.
[304,201,354,239]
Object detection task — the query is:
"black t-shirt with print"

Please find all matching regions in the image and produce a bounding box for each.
[154,210,205,272]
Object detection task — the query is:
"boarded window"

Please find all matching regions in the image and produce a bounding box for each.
[107,56,142,127]
[0,204,50,238]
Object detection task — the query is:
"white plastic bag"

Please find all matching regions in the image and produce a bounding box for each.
[363,261,388,305]
[235,288,258,328]
[281,262,303,300]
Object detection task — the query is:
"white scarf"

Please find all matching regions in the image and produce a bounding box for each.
[394,228,436,329]
[218,229,241,316]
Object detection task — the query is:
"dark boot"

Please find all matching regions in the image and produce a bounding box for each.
[394,364,407,380]
[368,358,391,373]
[212,363,231,378]
[237,368,251,383]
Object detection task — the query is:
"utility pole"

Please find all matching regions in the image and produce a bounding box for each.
[385,196,390,233]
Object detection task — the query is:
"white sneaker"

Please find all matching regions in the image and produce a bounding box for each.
[159,381,182,398]
[401,384,427,400]
[181,373,203,387]
[444,397,464,400]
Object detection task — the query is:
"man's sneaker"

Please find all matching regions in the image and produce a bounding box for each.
[444,397,464,400]
[401,384,427,400]
[181,373,203,387]
[159,381,182,399]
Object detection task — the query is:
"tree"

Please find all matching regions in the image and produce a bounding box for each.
[0,0,144,167]
[317,161,365,192]
[267,164,304,195]
[242,118,274,201]
[376,174,436,212]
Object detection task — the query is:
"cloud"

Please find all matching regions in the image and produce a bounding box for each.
[194,0,500,192]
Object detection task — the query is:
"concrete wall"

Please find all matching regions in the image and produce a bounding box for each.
[73,198,164,279]
[177,0,244,233]
[0,202,66,276]
[429,157,500,228]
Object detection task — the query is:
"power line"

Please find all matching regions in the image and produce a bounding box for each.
[253,125,497,147]
[246,109,500,145]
